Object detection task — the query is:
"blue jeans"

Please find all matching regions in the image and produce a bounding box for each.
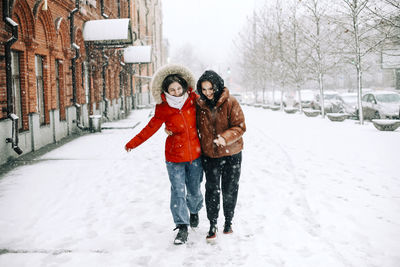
[166,157,203,226]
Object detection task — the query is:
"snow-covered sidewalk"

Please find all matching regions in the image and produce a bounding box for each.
[0,107,399,267]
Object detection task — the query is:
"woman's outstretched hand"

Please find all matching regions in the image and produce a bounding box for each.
[213,135,226,147]
[125,142,134,152]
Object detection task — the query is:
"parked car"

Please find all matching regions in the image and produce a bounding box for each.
[357,91,400,120]
[311,91,344,113]
[283,91,297,107]
[283,89,316,108]
[339,92,358,117]
[296,89,315,108]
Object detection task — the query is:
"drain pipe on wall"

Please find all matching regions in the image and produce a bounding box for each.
[128,64,136,109]
[5,114,23,155]
[4,18,18,118]
[68,0,88,130]
[100,0,109,18]
[71,43,87,130]
[71,42,80,106]
[99,0,109,120]
[69,0,79,105]
[3,0,23,155]
[102,49,110,120]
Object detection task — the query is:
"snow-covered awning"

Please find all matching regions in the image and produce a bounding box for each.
[134,75,152,80]
[124,46,152,63]
[83,18,133,47]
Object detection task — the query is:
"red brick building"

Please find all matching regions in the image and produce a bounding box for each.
[0,0,165,165]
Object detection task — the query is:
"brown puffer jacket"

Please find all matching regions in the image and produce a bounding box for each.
[196,88,246,158]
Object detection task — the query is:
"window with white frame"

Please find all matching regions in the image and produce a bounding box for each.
[55,60,61,111]
[11,51,23,130]
[35,55,46,125]
[82,61,90,104]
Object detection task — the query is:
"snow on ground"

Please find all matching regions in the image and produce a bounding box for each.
[0,106,399,267]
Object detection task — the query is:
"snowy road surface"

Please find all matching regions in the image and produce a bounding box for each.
[0,106,399,267]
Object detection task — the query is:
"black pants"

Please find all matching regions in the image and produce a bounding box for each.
[202,152,242,225]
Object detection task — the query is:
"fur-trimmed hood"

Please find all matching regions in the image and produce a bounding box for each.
[150,64,196,104]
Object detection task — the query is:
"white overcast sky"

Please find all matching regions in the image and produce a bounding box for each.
[162,0,267,68]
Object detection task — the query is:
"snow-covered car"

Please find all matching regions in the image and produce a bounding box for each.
[311,91,344,113]
[339,92,358,118]
[283,91,297,107]
[295,89,315,108]
[283,90,315,108]
[358,91,400,120]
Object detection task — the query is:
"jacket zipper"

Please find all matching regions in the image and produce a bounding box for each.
[211,107,218,157]
[180,110,193,163]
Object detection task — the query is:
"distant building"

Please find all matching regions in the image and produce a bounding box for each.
[0,0,165,165]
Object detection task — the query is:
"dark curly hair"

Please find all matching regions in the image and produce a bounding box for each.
[196,70,225,107]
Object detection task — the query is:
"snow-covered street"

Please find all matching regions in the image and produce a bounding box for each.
[0,106,399,267]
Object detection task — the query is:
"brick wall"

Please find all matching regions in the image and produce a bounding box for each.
[1,0,162,129]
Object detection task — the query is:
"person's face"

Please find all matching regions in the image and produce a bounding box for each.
[167,82,184,97]
[201,81,214,100]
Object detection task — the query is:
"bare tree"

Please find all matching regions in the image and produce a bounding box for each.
[272,0,291,108]
[368,0,400,38]
[280,0,312,112]
[234,14,261,103]
[234,0,394,118]
[302,0,343,117]
[256,4,279,104]
[367,0,400,84]
[334,0,388,124]
[235,1,299,107]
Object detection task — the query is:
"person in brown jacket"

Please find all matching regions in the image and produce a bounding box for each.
[196,70,246,242]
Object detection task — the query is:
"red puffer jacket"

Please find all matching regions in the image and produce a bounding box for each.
[125,90,201,163]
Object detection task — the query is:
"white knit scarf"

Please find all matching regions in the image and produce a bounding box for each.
[165,92,188,110]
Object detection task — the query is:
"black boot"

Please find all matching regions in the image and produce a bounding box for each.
[190,213,199,228]
[206,223,217,242]
[223,221,233,234]
[173,224,188,245]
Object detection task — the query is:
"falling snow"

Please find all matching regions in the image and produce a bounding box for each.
[0,107,399,266]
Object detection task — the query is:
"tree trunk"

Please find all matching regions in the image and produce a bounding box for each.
[356,64,364,124]
[318,72,325,118]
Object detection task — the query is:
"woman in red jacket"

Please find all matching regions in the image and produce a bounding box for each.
[124,64,203,245]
